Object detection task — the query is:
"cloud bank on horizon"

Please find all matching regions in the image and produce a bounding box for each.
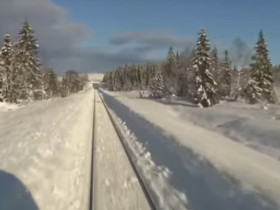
[0,0,253,73]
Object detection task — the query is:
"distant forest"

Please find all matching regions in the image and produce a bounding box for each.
[104,29,280,107]
[0,21,89,104]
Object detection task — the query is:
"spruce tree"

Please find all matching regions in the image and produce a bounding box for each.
[107,72,114,91]
[0,64,3,102]
[192,29,218,107]
[164,47,176,94]
[166,47,175,75]
[149,68,164,98]
[220,50,232,97]
[0,33,18,103]
[175,51,180,65]
[136,65,142,89]
[175,51,188,96]
[143,64,150,89]
[15,21,45,101]
[244,31,276,103]
[123,65,133,90]
[211,46,219,81]
[139,65,148,89]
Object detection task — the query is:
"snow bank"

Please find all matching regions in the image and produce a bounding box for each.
[0,88,94,210]
[171,101,280,160]
[0,102,19,112]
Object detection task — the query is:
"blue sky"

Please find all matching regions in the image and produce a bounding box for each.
[51,0,280,64]
[1,0,278,72]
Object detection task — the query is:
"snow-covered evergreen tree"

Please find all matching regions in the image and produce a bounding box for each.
[107,72,114,91]
[192,29,218,107]
[0,64,3,102]
[15,21,45,101]
[244,31,276,104]
[0,33,17,103]
[211,46,219,81]
[123,65,133,91]
[136,65,142,89]
[175,51,180,66]
[220,50,232,97]
[149,68,164,98]
[166,47,175,75]
[175,51,188,96]
[164,47,177,94]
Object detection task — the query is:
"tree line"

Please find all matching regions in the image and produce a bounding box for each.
[103,29,278,107]
[0,21,89,104]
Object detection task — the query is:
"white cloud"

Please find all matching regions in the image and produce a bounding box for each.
[0,0,197,72]
[0,0,92,72]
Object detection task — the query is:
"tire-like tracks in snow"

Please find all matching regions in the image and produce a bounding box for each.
[89,89,156,210]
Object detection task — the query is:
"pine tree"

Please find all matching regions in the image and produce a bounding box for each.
[136,65,142,89]
[107,72,114,91]
[192,29,218,107]
[220,50,232,97]
[244,31,276,104]
[0,33,18,103]
[166,47,175,75]
[15,21,45,101]
[164,47,177,94]
[211,46,220,82]
[175,51,180,64]
[0,64,3,102]
[149,68,164,98]
[123,65,133,91]
[175,51,187,96]
[139,65,147,89]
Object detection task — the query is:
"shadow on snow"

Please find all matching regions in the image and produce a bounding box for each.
[0,170,39,210]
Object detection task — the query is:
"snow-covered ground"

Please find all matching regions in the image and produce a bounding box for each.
[0,88,94,210]
[160,96,280,160]
[115,90,280,160]
[0,86,153,210]
[101,89,280,210]
[0,102,19,112]
[2,81,279,210]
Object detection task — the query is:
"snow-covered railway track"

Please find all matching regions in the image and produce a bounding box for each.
[89,89,96,210]
[90,89,153,210]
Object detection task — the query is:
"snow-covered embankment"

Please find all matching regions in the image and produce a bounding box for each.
[0,88,94,210]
